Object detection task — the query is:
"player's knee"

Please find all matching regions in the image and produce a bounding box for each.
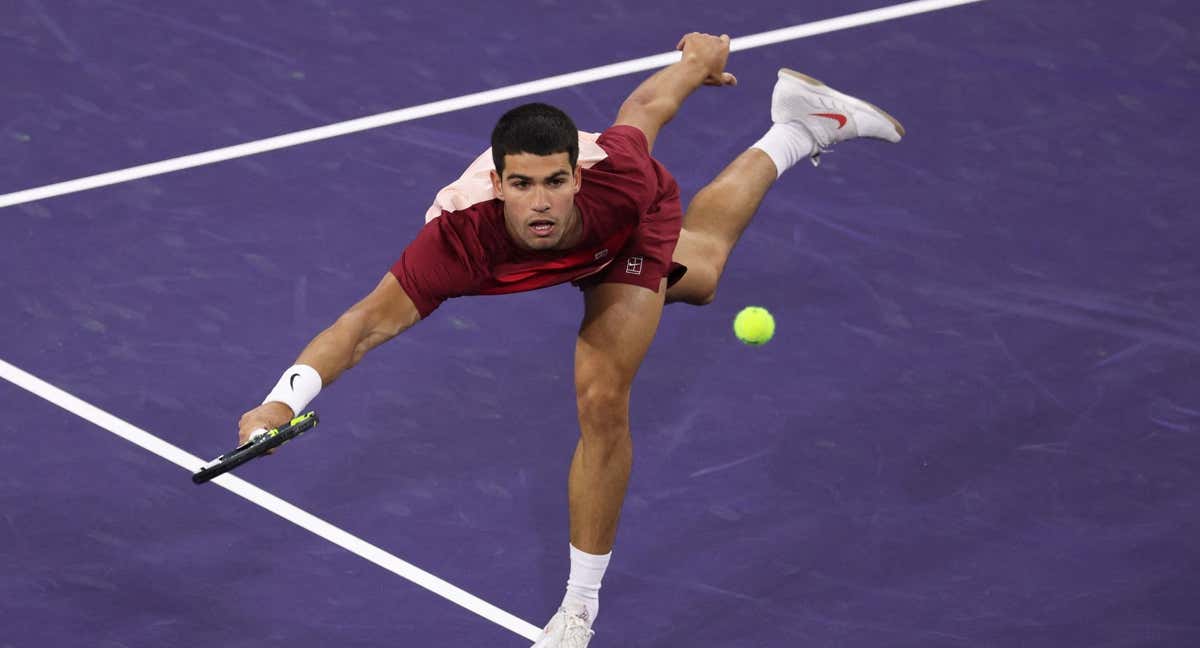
[692,282,718,306]
[680,267,720,306]
[671,234,724,306]
[576,383,630,440]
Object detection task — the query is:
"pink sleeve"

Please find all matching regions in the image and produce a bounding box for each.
[389,216,482,318]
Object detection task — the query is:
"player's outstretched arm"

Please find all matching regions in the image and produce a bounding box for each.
[293,273,420,383]
[614,32,736,152]
[236,274,420,443]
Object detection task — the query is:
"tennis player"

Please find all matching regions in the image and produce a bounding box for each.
[237,32,903,646]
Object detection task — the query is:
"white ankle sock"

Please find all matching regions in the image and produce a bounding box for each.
[751,122,816,177]
[561,544,611,624]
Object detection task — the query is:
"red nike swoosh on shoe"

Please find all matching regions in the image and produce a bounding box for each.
[812,113,848,129]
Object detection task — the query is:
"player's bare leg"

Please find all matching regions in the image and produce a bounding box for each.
[570,283,664,554]
[666,149,777,305]
[667,69,905,306]
[531,280,666,647]
[570,280,665,552]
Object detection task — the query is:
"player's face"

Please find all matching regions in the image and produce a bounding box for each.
[492,152,582,251]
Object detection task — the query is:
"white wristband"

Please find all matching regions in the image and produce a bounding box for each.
[263,364,322,416]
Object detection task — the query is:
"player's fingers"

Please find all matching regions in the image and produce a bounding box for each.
[238,426,266,445]
[676,31,695,50]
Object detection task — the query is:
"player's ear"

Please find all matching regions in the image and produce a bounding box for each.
[490,169,504,200]
[571,164,582,193]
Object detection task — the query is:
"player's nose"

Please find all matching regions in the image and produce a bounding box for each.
[532,187,551,211]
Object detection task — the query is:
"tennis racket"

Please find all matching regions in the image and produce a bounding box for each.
[192,411,319,484]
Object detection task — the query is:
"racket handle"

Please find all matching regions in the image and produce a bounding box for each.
[193,413,318,485]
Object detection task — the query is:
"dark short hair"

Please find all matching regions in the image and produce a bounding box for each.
[490,103,579,176]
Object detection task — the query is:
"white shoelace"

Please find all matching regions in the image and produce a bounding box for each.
[561,612,595,647]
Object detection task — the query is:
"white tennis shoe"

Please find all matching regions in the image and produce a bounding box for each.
[772,68,905,164]
[530,607,594,648]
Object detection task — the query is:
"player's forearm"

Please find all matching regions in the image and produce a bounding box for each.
[619,57,710,128]
[258,276,418,419]
[294,309,410,387]
[286,274,421,391]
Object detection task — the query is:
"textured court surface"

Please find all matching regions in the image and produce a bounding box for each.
[3,1,1199,646]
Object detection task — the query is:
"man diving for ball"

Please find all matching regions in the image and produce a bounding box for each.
[235,32,903,647]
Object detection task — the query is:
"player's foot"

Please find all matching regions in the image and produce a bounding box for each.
[772,68,905,164]
[530,607,595,648]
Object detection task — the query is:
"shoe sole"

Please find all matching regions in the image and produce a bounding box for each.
[780,68,906,139]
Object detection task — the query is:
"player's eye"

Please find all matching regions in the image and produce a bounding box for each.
[549,178,565,187]
[512,181,529,189]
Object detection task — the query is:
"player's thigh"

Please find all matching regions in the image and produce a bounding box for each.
[575,280,667,398]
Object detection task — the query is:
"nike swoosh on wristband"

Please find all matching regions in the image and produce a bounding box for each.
[289,373,300,390]
[812,113,848,129]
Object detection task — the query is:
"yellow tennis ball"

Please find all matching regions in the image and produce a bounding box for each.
[733,306,775,345]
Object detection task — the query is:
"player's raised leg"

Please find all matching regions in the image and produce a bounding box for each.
[665,148,776,305]
[666,68,905,306]
[531,280,666,647]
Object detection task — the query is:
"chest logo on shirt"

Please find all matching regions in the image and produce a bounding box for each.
[625,256,644,276]
[594,249,609,261]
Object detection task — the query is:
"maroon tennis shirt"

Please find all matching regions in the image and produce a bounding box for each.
[390,125,684,318]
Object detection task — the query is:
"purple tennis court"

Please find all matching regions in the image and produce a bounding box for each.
[3,1,1198,646]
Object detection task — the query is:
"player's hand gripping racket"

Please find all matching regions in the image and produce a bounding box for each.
[192,411,319,484]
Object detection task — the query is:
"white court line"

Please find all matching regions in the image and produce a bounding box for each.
[0,0,986,210]
[0,358,543,641]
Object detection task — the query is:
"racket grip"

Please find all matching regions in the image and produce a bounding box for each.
[193,414,317,485]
